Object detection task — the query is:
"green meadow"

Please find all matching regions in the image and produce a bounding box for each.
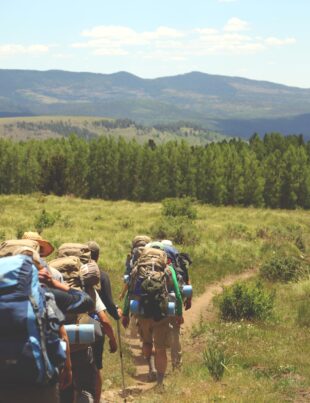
[0,194,309,402]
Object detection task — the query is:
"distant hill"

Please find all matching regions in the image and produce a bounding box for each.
[1,69,310,138]
[0,116,227,144]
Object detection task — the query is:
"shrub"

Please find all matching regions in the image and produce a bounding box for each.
[203,345,229,381]
[34,209,59,233]
[219,282,274,321]
[151,216,198,245]
[260,256,302,282]
[162,197,197,219]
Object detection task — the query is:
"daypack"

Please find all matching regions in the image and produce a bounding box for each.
[129,248,170,321]
[57,243,91,264]
[0,255,66,386]
[162,245,192,285]
[0,239,40,257]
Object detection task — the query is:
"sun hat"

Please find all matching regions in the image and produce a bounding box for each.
[22,231,54,257]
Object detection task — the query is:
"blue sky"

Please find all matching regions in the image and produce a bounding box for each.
[1,0,310,87]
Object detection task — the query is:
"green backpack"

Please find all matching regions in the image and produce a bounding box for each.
[129,248,170,321]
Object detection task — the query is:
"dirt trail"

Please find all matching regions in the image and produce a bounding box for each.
[101,268,257,402]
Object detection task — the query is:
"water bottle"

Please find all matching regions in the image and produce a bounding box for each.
[123,274,130,284]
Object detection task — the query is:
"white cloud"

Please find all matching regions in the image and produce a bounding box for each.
[265,37,296,46]
[224,17,250,32]
[72,22,296,59]
[0,44,49,56]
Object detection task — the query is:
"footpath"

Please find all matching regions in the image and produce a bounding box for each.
[102,268,257,402]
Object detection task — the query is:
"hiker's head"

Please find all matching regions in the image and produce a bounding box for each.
[132,235,152,249]
[87,241,100,262]
[13,246,41,267]
[22,231,54,257]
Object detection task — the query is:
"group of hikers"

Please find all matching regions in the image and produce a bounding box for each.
[0,231,192,402]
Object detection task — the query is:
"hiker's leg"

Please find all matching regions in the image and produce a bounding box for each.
[153,318,171,384]
[170,319,182,369]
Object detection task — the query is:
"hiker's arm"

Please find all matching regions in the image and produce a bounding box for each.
[94,289,117,353]
[99,271,120,320]
[169,265,183,317]
[58,325,72,390]
[96,309,117,353]
[121,292,130,328]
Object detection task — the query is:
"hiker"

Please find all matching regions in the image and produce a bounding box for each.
[49,243,118,403]
[161,239,193,370]
[87,241,121,403]
[120,235,152,300]
[121,247,184,388]
[0,253,72,403]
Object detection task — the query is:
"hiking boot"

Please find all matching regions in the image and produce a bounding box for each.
[147,370,157,382]
[154,382,165,394]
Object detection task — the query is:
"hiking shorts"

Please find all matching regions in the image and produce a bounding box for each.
[138,317,171,349]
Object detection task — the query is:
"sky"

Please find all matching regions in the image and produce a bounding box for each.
[1,0,310,88]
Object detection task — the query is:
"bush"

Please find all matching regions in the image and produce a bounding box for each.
[162,197,197,219]
[203,345,229,381]
[219,282,274,321]
[151,216,198,245]
[260,256,302,282]
[34,209,59,233]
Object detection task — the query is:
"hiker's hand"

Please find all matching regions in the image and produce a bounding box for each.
[184,298,192,310]
[109,337,117,353]
[122,315,130,328]
[38,268,53,286]
[175,316,184,326]
[117,307,123,319]
[59,363,72,390]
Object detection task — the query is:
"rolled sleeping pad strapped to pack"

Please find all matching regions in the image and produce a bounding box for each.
[64,324,95,344]
[182,285,193,298]
[130,299,176,316]
[169,284,193,299]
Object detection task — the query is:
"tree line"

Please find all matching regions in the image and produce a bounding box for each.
[0,132,310,209]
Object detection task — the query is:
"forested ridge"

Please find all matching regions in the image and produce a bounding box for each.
[0,132,309,209]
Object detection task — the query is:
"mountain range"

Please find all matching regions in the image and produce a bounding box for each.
[1,69,310,139]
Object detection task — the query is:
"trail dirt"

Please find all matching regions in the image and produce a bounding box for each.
[101,268,257,402]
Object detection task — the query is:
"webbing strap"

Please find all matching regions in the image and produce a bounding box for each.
[29,295,53,384]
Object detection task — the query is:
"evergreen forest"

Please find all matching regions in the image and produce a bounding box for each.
[1,132,309,209]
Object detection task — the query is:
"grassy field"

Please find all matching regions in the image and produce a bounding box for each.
[0,194,309,401]
[0,115,226,144]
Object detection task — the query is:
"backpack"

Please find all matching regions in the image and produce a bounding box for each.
[0,239,40,258]
[57,243,91,264]
[0,255,66,386]
[49,256,100,289]
[129,248,170,321]
[49,256,83,289]
[161,245,192,285]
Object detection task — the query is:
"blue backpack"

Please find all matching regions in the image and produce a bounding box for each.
[0,255,66,386]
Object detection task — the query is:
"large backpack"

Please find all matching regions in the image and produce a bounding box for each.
[0,255,66,386]
[49,256,100,289]
[129,248,170,321]
[0,239,40,258]
[57,243,91,264]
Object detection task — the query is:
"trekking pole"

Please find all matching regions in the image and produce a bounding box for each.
[116,318,127,401]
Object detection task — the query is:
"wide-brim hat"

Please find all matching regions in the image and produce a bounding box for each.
[22,231,54,257]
